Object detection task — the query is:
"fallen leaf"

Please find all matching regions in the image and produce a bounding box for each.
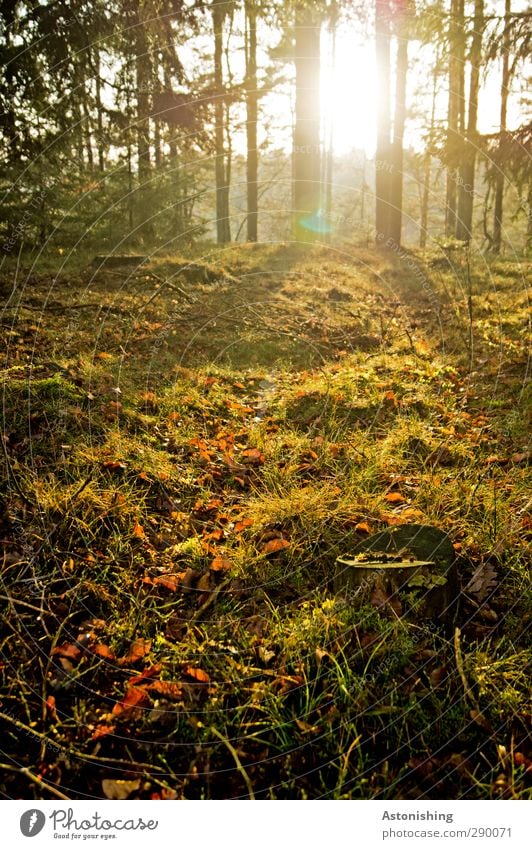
[234,518,254,532]
[118,638,152,666]
[153,574,179,592]
[90,643,116,661]
[91,724,116,741]
[131,519,145,539]
[102,778,141,800]
[262,538,290,555]
[51,643,82,662]
[241,448,265,465]
[210,556,232,572]
[45,695,58,720]
[384,492,406,504]
[112,686,150,716]
[184,666,210,683]
[146,680,183,699]
[355,521,372,534]
[128,665,162,685]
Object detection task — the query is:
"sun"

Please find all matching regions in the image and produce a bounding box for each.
[321,27,377,157]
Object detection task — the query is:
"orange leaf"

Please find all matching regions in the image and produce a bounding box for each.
[234,518,254,532]
[146,680,183,699]
[184,666,210,683]
[45,696,58,720]
[91,643,116,661]
[91,724,116,741]
[51,643,82,662]
[241,448,265,465]
[384,492,406,504]
[132,519,145,538]
[112,686,150,716]
[118,638,151,666]
[210,556,232,572]
[153,575,179,592]
[262,538,290,555]
[102,460,127,471]
[355,521,372,534]
[128,665,162,685]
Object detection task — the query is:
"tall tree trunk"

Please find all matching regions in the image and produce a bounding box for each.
[375,0,392,244]
[245,0,258,242]
[293,3,321,241]
[456,0,483,242]
[420,57,439,248]
[134,12,151,182]
[492,0,511,253]
[387,9,409,248]
[213,1,231,244]
[445,0,465,237]
[324,22,336,241]
[94,48,105,172]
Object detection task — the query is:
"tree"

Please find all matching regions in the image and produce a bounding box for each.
[292,2,321,241]
[375,0,392,243]
[455,0,484,242]
[445,0,465,237]
[492,0,511,253]
[245,0,259,241]
[212,0,232,244]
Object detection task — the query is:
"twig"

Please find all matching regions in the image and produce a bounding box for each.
[0,710,166,773]
[0,762,71,800]
[210,726,255,800]
[191,577,232,623]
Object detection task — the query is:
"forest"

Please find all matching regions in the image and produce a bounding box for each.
[0,0,530,802]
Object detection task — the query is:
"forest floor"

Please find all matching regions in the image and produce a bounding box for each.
[0,242,530,800]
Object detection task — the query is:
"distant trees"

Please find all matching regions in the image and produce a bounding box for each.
[0,0,530,253]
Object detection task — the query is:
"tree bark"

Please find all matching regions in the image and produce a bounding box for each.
[420,56,439,248]
[293,3,321,241]
[213,1,231,244]
[445,0,465,237]
[375,0,392,244]
[492,0,511,253]
[455,0,484,242]
[245,0,258,242]
[387,8,409,248]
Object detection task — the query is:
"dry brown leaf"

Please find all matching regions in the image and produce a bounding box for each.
[51,643,82,662]
[112,686,150,716]
[102,778,141,800]
[118,638,152,666]
[184,666,210,683]
[210,556,232,572]
[262,538,290,555]
[384,492,406,504]
[131,519,145,539]
[90,643,116,661]
[241,448,265,465]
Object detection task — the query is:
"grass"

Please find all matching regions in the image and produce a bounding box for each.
[0,242,530,800]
